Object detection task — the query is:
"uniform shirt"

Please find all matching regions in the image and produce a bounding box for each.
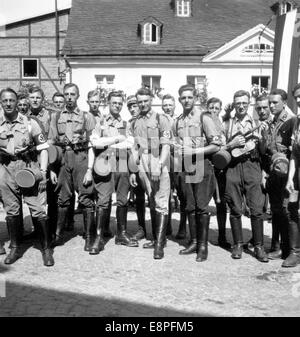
[90,110,104,126]
[265,109,296,157]
[94,113,128,138]
[0,112,48,155]
[204,111,226,147]
[132,109,171,150]
[28,107,52,137]
[173,109,221,148]
[49,107,95,144]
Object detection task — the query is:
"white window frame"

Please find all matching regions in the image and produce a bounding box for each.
[95,74,115,86]
[251,76,271,95]
[187,75,206,90]
[141,75,161,93]
[280,1,294,15]
[143,23,159,44]
[176,0,191,17]
[22,58,39,79]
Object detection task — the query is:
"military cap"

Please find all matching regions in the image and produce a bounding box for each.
[127,95,137,106]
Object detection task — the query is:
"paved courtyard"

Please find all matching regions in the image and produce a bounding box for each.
[0,200,300,317]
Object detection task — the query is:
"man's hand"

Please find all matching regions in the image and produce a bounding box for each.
[229,135,245,149]
[38,171,47,193]
[286,179,295,194]
[50,170,58,185]
[182,145,195,157]
[224,103,234,115]
[129,173,137,187]
[83,168,93,187]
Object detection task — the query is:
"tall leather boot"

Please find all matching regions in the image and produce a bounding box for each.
[0,241,5,255]
[217,202,231,249]
[103,200,113,238]
[4,215,22,264]
[251,217,268,263]
[179,212,197,255]
[65,196,75,231]
[175,207,187,240]
[132,202,146,241]
[90,208,108,255]
[230,216,243,259]
[282,220,300,267]
[143,209,157,249]
[115,206,138,247]
[34,217,54,267]
[196,213,210,262]
[154,212,168,259]
[166,196,173,236]
[82,208,96,252]
[52,206,68,247]
[267,214,281,259]
[278,214,290,259]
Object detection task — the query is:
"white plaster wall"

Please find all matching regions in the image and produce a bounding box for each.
[69,60,272,120]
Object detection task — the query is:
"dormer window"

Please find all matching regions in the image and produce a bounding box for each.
[242,43,274,54]
[271,1,295,15]
[176,0,192,17]
[139,17,163,45]
[280,1,294,14]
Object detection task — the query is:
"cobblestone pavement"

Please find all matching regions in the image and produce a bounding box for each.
[0,201,300,317]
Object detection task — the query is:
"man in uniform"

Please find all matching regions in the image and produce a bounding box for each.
[17,93,30,115]
[89,90,138,255]
[87,90,104,125]
[52,92,65,110]
[129,88,172,259]
[261,89,297,263]
[0,87,54,266]
[49,83,96,252]
[285,83,300,267]
[224,90,268,262]
[161,94,186,239]
[126,95,146,241]
[173,85,221,261]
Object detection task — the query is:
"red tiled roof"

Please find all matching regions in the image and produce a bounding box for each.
[63,0,294,57]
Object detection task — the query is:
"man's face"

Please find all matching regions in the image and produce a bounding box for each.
[256,99,271,121]
[87,94,100,113]
[179,90,195,112]
[234,95,249,117]
[109,96,123,115]
[208,102,221,116]
[28,91,43,110]
[64,86,79,110]
[17,98,29,114]
[269,94,285,116]
[294,88,300,108]
[1,92,17,116]
[53,96,65,109]
[128,103,139,117]
[162,98,175,116]
[137,94,152,114]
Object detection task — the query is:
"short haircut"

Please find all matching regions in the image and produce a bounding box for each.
[162,94,175,102]
[107,90,124,102]
[63,83,79,95]
[28,85,44,98]
[135,87,153,97]
[17,93,29,101]
[255,94,269,103]
[207,97,222,108]
[52,91,64,101]
[178,84,197,96]
[292,83,300,96]
[233,90,250,101]
[87,90,100,100]
[0,87,18,100]
[269,88,288,101]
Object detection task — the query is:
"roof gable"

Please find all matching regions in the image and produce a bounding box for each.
[63,0,278,57]
[204,24,275,63]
